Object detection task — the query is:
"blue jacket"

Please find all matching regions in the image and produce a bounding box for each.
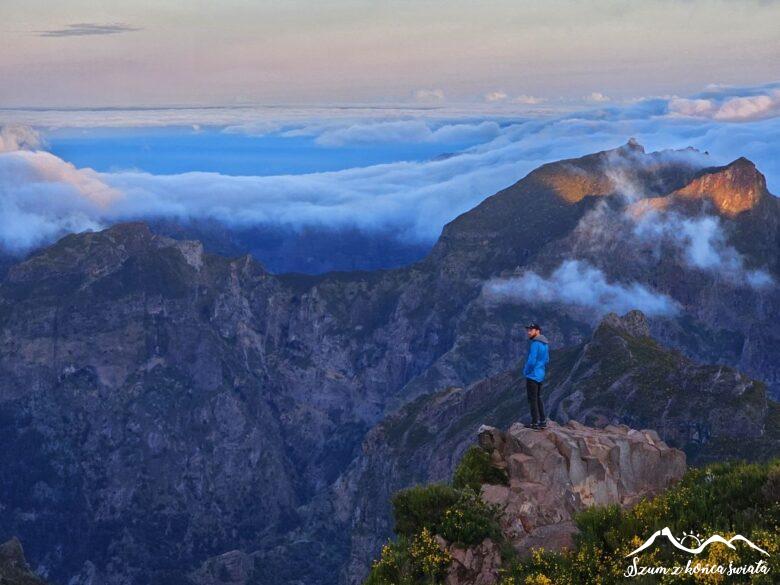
[523,334,549,383]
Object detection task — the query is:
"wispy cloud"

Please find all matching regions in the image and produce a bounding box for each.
[484,91,508,102]
[584,92,611,103]
[482,260,680,318]
[512,94,546,105]
[414,89,445,103]
[37,23,141,38]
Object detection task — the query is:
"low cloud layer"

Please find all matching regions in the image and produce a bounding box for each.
[309,120,502,147]
[0,83,778,257]
[482,260,680,317]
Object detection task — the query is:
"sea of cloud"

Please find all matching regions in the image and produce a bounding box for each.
[0,82,778,257]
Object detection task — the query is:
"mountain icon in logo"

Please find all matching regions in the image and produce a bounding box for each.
[626,527,770,558]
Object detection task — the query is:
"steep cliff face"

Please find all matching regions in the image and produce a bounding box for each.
[0,143,778,584]
[671,157,769,217]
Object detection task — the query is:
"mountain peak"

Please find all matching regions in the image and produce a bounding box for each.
[622,137,645,153]
[671,157,768,217]
[728,156,757,169]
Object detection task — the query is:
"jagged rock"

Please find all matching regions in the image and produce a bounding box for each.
[475,422,686,559]
[406,421,686,585]
[599,309,649,338]
[0,537,47,585]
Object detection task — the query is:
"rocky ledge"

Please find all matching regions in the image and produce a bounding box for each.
[442,421,686,585]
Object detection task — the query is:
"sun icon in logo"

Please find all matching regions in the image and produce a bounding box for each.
[679,532,702,549]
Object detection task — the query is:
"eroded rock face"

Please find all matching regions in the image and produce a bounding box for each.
[477,422,686,558]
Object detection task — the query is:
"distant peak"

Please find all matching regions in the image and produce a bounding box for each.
[625,137,645,153]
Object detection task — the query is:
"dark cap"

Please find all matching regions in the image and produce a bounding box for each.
[525,323,541,331]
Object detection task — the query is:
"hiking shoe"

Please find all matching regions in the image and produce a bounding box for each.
[529,422,540,430]
[538,420,547,429]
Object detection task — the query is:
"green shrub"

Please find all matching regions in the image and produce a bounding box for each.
[392,484,460,537]
[762,462,780,502]
[452,446,509,492]
[439,489,502,546]
[392,483,501,546]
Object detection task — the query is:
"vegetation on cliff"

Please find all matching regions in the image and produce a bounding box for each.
[366,449,779,585]
[366,452,508,585]
[502,459,779,584]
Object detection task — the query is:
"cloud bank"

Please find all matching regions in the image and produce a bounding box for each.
[0,125,42,152]
[0,83,778,256]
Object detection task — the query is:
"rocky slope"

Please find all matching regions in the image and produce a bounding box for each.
[0,142,778,584]
[443,422,686,585]
[547,310,779,462]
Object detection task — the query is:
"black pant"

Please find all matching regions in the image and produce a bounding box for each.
[526,378,546,424]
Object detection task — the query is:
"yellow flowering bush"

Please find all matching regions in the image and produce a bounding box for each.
[499,459,780,585]
[366,528,451,585]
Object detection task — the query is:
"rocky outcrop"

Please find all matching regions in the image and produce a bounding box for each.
[671,157,769,217]
[400,421,686,585]
[0,538,47,585]
[190,550,255,585]
[477,422,685,557]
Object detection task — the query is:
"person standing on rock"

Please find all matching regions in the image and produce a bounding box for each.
[523,323,549,430]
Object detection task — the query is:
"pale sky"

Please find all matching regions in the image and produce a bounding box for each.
[1,0,779,107]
